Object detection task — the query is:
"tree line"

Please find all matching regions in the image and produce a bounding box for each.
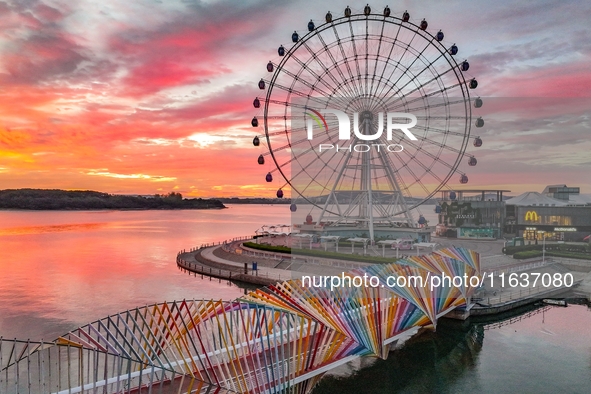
[0,189,225,210]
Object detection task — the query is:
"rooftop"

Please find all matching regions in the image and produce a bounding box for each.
[505,191,568,207]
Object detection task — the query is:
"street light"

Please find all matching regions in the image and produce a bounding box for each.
[540,231,546,263]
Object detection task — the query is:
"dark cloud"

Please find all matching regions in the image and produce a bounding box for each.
[2,33,86,84]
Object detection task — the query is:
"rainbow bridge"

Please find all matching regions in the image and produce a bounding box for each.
[0,247,481,394]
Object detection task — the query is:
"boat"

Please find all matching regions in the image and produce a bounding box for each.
[542,299,568,307]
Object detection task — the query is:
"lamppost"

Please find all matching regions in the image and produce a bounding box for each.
[540,231,546,263]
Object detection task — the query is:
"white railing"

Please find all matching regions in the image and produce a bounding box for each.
[490,259,549,275]
[474,283,570,306]
[549,256,591,268]
[176,253,283,282]
[239,245,375,270]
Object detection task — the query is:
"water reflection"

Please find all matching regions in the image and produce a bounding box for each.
[1,207,589,393]
[0,222,107,236]
[0,206,289,340]
[177,265,258,294]
[313,303,591,394]
[313,321,484,394]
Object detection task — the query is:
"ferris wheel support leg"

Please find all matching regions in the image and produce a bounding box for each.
[375,146,415,226]
[362,119,375,241]
[318,147,354,224]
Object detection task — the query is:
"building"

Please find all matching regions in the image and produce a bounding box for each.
[293,222,432,243]
[542,184,580,201]
[436,189,509,240]
[506,186,591,242]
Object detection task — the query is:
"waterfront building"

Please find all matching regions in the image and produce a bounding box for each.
[293,219,432,243]
[507,186,591,242]
[435,189,509,240]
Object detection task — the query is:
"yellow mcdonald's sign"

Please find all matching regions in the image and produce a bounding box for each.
[525,211,539,221]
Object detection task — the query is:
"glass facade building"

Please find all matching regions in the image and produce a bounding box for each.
[437,190,508,240]
[514,206,591,241]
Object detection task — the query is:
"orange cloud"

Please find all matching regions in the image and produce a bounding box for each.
[0,1,589,198]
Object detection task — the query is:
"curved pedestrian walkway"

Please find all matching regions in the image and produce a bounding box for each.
[200,245,302,282]
[179,238,381,286]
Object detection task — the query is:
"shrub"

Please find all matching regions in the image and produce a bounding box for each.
[512,251,543,259]
[242,242,398,264]
[546,251,591,261]
[244,242,291,254]
[512,250,591,260]
[504,243,589,255]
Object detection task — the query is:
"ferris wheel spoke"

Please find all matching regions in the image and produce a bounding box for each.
[381,68,459,109]
[406,132,466,157]
[265,98,317,112]
[267,80,330,108]
[315,64,364,105]
[312,34,361,100]
[376,149,411,193]
[404,97,468,113]
[330,24,363,98]
[398,139,454,172]
[267,136,309,154]
[368,18,389,102]
[299,39,345,90]
[270,120,342,156]
[306,49,418,112]
[265,115,293,120]
[364,18,369,97]
[307,152,352,202]
[265,126,321,139]
[374,150,419,217]
[370,152,408,205]
[271,131,345,190]
[275,61,334,98]
[292,146,353,201]
[279,54,356,109]
[285,120,341,138]
[347,20,364,96]
[409,124,469,138]
[376,44,452,107]
[373,26,423,99]
[405,157,458,195]
[370,23,403,99]
[394,148,443,196]
[387,79,466,111]
[415,115,468,121]
[396,159,431,196]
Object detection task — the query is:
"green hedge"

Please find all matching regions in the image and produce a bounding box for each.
[504,244,589,255]
[512,250,591,260]
[546,251,591,260]
[243,242,398,264]
[244,242,291,254]
[512,250,543,259]
[503,245,543,255]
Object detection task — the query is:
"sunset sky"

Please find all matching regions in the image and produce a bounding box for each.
[0,0,589,198]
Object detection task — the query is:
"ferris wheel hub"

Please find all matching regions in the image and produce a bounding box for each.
[360,110,373,121]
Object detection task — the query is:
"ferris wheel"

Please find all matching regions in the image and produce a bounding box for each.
[252,5,483,240]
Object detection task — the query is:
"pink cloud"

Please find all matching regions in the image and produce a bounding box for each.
[0,0,590,197]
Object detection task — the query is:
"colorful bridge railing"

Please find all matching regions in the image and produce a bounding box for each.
[0,247,481,394]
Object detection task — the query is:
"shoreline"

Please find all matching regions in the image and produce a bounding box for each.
[178,238,591,319]
[0,206,227,212]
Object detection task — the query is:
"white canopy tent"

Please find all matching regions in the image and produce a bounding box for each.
[376,240,400,257]
[414,242,439,256]
[346,237,369,255]
[320,235,341,252]
[292,233,315,249]
[255,224,291,242]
